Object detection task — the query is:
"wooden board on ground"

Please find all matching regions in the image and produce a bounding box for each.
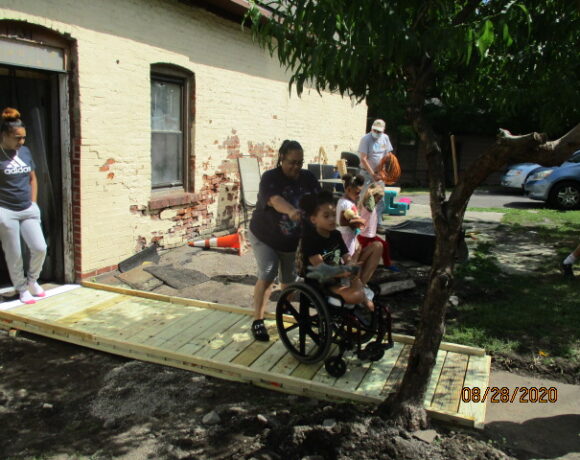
[0,283,490,429]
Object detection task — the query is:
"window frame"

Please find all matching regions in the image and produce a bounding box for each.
[150,63,193,192]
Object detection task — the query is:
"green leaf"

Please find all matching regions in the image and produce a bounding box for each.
[476,20,495,56]
[502,23,513,47]
[466,28,474,64]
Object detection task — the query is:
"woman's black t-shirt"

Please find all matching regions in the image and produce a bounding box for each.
[249,167,320,252]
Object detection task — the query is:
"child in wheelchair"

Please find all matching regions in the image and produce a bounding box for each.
[298,190,374,312]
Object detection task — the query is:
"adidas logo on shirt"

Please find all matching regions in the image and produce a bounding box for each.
[3,156,31,175]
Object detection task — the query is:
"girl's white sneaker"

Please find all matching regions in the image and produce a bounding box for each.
[19,290,36,304]
[29,282,46,297]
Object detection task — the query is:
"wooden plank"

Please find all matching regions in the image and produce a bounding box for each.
[194,316,252,359]
[225,320,278,366]
[81,281,173,303]
[72,297,190,336]
[169,295,253,316]
[268,350,301,376]
[57,295,131,326]
[176,312,245,355]
[130,309,221,346]
[291,361,324,380]
[142,308,215,348]
[10,289,120,321]
[250,339,290,372]
[430,352,469,413]
[122,309,193,344]
[173,310,241,354]
[381,345,412,396]
[423,350,447,406]
[62,299,162,335]
[82,281,280,320]
[99,301,191,341]
[231,337,276,367]
[211,323,256,364]
[458,355,491,428]
[355,342,404,396]
[390,333,486,356]
[333,357,372,391]
[158,308,220,352]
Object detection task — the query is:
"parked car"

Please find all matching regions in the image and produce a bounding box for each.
[501,163,541,190]
[524,150,580,210]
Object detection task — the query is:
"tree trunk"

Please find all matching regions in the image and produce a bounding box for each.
[378,100,464,430]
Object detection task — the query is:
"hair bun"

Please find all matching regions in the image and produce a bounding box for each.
[2,107,21,121]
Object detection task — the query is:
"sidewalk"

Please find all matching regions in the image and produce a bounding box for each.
[485,371,580,459]
[382,202,504,227]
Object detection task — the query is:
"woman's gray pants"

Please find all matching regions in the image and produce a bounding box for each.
[0,203,47,292]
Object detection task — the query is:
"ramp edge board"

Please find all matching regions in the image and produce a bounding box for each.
[82,282,486,356]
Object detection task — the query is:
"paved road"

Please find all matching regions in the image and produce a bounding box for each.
[404,187,542,209]
[485,371,580,460]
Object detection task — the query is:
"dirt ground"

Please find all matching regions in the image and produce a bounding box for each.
[1,331,516,460]
[1,212,578,459]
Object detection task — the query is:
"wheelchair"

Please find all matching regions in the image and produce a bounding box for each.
[275,280,394,377]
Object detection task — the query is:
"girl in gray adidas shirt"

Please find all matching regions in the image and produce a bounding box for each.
[0,108,47,304]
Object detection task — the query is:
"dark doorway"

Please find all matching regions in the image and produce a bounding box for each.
[0,65,64,285]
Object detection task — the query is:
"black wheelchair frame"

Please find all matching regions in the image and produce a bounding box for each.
[275,281,394,377]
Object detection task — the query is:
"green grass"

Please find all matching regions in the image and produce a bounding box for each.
[445,240,580,363]
[466,207,580,228]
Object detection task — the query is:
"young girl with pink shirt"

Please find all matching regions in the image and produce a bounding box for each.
[335,174,382,285]
[357,183,399,271]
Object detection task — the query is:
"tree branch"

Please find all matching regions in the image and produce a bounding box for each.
[447,122,580,214]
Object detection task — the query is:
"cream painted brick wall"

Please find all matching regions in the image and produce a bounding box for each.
[1,0,367,273]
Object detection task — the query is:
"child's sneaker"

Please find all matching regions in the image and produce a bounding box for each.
[560,263,574,279]
[19,290,36,304]
[29,282,46,297]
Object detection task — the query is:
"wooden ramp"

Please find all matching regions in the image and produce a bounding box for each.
[0,283,490,429]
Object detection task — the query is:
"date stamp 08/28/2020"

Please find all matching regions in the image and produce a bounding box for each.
[461,387,558,404]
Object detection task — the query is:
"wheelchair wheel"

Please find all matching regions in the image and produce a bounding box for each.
[276,282,332,364]
[325,356,347,377]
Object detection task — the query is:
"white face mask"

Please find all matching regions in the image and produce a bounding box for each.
[371,132,381,140]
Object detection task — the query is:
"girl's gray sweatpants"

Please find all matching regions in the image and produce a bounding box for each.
[0,203,47,292]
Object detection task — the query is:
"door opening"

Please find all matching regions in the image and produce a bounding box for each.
[0,65,64,285]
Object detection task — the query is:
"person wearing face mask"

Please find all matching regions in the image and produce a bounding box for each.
[0,108,47,304]
[358,119,394,219]
[247,139,321,341]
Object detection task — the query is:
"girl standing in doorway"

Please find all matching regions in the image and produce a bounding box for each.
[0,107,47,304]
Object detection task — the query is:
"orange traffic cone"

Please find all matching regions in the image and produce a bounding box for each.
[188,230,246,255]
